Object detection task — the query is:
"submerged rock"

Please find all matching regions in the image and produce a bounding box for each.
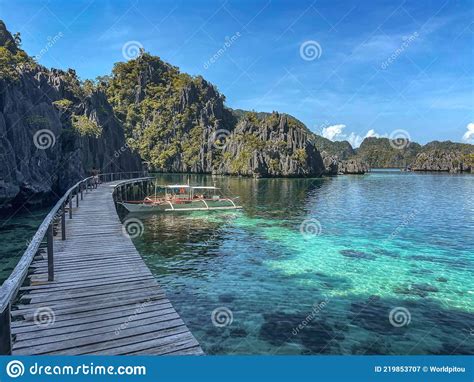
[340,250,376,260]
[230,327,248,338]
[394,283,439,298]
[218,293,236,303]
[348,296,404,334]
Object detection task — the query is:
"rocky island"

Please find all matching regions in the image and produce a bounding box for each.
[0,20,472,210]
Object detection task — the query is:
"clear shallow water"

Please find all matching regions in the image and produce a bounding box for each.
[0,207,49,284]
[127,172,474,355]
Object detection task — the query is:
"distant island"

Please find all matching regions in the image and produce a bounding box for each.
[0,20,472,209]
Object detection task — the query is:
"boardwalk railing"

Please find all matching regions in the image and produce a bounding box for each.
[0,171,148,354]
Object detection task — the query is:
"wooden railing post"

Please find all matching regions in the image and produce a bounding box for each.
[76,189,79,208]
[80,183,83,200]
[0,304,12,355]
[69,196,73,219]
[61,203,66,240]
[47,224,54,281]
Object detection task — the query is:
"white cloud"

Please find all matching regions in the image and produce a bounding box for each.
[321,124,382,148]
[321,124,346,140]
[462,122,474,143]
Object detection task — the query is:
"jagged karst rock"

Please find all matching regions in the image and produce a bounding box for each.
[107,54,326,178]
[338,159,369,174]
[0,22,142,209]
[411,150,472,173]
[320,151,368,175]
[217,113,325,177]
[320,152,339,175]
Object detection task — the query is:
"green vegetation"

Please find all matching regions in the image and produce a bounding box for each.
[230,148,252,173]
[0,23,33,81]
[292,148,307,164]
[353,138,474,168]
[52,99,73,110]
[311,135,355,160]
[104,52,228,169]
[462,153,474,168]
[181,125,203,167]
[354,137,421,168]
[71,115,102,137]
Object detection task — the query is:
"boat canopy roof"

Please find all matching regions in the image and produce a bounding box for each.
[165,185,190,188]
[157,185,220,190]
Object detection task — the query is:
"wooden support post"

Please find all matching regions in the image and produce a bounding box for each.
[76,190,79,208]
[69,196,73,219]
[61,203,66,240]
[81,183,83,200]
[0,304,12,355]
[47,224,54,281]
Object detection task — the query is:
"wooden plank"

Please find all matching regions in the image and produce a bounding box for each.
[10,181,203,356]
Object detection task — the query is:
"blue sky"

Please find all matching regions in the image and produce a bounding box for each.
[1,0,473,146]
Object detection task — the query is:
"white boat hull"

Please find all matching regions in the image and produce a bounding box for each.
[118,201,242,213]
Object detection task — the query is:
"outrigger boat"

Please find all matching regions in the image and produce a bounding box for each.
[118,184,242,213]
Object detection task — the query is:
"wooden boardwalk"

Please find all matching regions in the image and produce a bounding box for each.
[10,183,203,355]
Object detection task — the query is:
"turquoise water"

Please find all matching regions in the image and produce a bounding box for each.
[129,171,474,355]
[0,207,50,284]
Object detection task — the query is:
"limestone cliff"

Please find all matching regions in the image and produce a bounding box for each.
[106,53,326,177]
[411,150,473,173]
[0,22,141,209]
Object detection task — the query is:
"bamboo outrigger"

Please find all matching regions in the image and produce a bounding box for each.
[118,184,242,213]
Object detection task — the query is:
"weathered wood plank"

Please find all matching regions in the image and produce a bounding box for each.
[10,181,203,355]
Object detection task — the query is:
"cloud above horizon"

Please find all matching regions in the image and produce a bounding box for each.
[321,124,382,148]
[462,123,474,143]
